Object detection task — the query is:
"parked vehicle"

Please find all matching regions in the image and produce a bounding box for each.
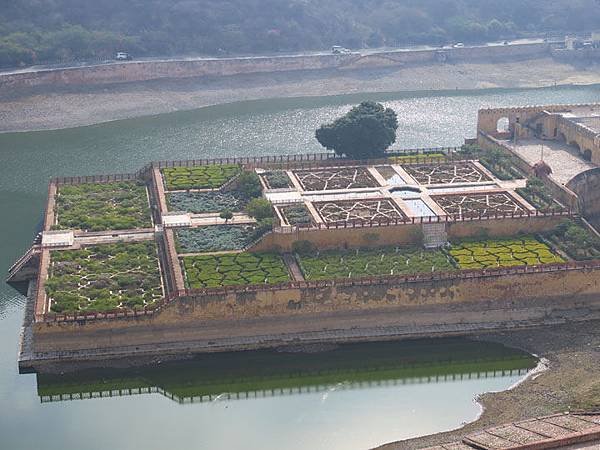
[115,52,132,61]
[332,45,351,54]
[452,43,465,48]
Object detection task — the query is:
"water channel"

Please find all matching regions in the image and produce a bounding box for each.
[1,85,599,449]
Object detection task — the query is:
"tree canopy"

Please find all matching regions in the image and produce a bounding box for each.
[1,0,599,68]
[315,101,398,159]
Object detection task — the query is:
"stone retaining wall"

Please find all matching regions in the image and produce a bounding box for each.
[1,43,552,90]
[30,265,600,359]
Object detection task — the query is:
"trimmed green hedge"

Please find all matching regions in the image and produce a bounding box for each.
[182,253,290,288]
[449,237,564,269]
[298,247,455,280]
[162,164,240,190]
[167,191,248,213]
[46,241,162,313]
[54,181,152,231]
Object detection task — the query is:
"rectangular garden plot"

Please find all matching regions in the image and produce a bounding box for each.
[313,199,407,224]
[182,253,290,288]
[176,225,267,253]
[449,237,564,269]
[401,162,491,185]
[278,204,314,226]
[162,164,240,191]
[432,192,526,219]
[298,247,455,280]
[260,170,293,189]
[292,167,380,191]
[167,191,249,214]
[45,241,163,313]
[54,181,152,231]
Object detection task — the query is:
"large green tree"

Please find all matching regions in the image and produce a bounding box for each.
[315,101,398,159]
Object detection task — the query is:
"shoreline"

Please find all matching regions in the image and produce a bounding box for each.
[1,57,600,133]
[376,320,600,449]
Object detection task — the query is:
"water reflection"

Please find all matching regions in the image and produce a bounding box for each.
[37,339,536,405]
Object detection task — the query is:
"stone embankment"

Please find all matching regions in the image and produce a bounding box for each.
[0,43,558,90]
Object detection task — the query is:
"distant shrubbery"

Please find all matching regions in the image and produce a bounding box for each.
[2,0,600,68]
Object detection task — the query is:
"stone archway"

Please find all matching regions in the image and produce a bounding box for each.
[557,132,567,143]
[496,117,509,133]
[583,149,593,161]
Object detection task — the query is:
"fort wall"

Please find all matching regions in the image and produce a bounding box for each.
[29,264,600,362]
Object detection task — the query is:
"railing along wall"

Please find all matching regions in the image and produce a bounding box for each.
[272,209,574,234]
[41,257,600,323]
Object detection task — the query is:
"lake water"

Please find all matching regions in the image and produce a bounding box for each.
[1,85,598,449]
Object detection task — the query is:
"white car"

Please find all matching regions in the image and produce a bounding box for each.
[452,43,465,48]
[115,52,132,61]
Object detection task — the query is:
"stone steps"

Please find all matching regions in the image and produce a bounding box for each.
[422,222,448,249]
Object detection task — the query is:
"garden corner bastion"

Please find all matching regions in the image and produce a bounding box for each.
[8,132,600,372]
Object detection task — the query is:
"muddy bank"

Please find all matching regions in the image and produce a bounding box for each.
[376,320,600,450]
[1,57,600,133]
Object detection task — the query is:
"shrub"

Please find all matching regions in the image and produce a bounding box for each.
[219,209,233,223]
[246,198,273,220]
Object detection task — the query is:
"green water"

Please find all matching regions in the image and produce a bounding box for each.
[1,85,598,449]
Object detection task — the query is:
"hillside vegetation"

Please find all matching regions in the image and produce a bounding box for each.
[1,0,599,68]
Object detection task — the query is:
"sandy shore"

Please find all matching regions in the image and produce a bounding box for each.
[1,57,600,133]
[376,320,600,449]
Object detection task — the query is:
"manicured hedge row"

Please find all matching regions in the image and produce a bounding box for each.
[162,164,241,190]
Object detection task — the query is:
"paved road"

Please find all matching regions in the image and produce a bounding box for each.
[0,38,557,77]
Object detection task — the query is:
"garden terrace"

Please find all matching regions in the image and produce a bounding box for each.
[543,219,600,261]
[431,192,527,219]
[45,241,163,313]
[297,247,455,281]
[167,191,249,214]
[291,167,380,191]
[516,183,567,213]
[161,164,241,191]
[260,171,293,189]
[182,253,290,288]
[402,162,492,185]
[313,199,407,224]
[458,144,526,181]
[448,237,564,269]
[277,204,314,227]
[175,225,267,254]
[54,181,152,231]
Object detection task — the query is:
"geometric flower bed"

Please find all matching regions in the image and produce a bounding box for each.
[45,242,163,313]
[402,162,491,185]
[298,247,455,280]
[292,167,380,191]
[176,225,265,253]
[182,253,290,288]
[279,204,313,226]
[54,182,152,231]
[162,164,241,191]
[448,237,564,269]
[314,199,406,224]
[432,192,526,219]
[167,191,248,213]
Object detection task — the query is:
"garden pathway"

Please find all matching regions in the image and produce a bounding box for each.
[283,253,305,281]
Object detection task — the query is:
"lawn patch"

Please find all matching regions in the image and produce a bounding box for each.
[162,164,241,190]
[449,237,564,269]
[182,253,290,288]
[298,247,455,280]
[46,241,162,313]
[54,181,151,231]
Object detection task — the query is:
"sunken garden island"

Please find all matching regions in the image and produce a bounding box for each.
[9,102,600,372]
